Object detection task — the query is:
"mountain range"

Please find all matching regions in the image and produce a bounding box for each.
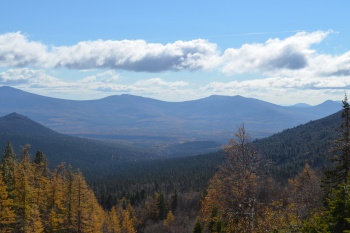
[0,86,342,143]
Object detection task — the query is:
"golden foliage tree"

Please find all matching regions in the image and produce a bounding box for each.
[121,208,136,233]
[0,172,16,232]
[0,144,110,233]
[107,207,121,233]
[201,125,260,232]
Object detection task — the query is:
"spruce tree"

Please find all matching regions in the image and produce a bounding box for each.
[1,142,16,195]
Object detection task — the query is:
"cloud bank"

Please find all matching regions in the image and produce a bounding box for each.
[1,30,349,78]
[0,32,220,72]
[1,30,350,104]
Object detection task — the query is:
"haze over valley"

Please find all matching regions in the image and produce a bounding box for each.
[0,86,341,144]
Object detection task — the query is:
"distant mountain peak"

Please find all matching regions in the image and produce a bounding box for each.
[4,112,28,120]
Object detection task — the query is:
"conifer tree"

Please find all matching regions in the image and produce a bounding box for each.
[32,151,50,229]
[65,164,77,232]
[163,210,175,226]
[200,125,260,232]
[0,172,16,232]
[74,169,93,233]
[288,163,322,220]
[47,163,67,232]
[158,192,167,220]
[324,94,350,188]
[108,207,121,233]
[1,142,16,195]
[14,144,42,232]
[121,209,136,233]
[33,150,49,178]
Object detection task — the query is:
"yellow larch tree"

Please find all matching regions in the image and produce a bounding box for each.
[13,145,44,232]
[107,206,121,233]
[121,208,136,233]
[47,163,67,232]
[0,172,16,232]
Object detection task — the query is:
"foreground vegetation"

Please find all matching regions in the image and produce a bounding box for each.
[0,144,137,232]
[195,96,350,232]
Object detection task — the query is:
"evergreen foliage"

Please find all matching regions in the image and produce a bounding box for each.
[321,95,350,232]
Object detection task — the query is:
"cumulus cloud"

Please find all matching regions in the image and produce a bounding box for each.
[0,32,49,67]
[53,39,221,72]
[0,32,220,72]
[221,31,330,74]
[1,30,350,78]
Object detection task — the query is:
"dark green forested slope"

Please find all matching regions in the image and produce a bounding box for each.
[254,111,341,180]
[89,151,225,208]
[0,113,155,173]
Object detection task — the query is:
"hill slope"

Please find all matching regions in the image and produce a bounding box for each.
[0,113,155,173]
[254,111,341,180]
[0,86,341,142]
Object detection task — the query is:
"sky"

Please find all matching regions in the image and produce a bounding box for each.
[0,0,350,105]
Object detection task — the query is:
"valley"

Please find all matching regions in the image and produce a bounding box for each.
[0,86,345,232]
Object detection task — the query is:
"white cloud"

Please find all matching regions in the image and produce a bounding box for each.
[2,31,350,104]
[0,32,48,67]
[1,31,350,80]
[221,31,330,74]
[0,32,220,72]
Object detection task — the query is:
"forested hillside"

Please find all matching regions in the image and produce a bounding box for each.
[0,113,156,172]
[254,110,340,180]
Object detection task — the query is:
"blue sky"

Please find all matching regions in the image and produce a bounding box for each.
[1,0,349,105]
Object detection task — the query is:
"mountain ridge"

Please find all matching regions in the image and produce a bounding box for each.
[0,86,342,142]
